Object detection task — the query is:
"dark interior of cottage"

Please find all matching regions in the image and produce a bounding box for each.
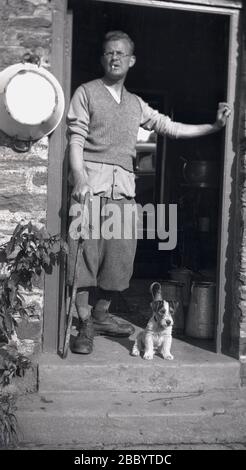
[67,0,230,349]
[68,0,228,279]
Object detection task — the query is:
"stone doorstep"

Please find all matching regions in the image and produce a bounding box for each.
[16,388,246,447]
[38,334,241,393]
[15,329,243,447]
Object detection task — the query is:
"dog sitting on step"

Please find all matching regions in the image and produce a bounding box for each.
[131,282,174,361]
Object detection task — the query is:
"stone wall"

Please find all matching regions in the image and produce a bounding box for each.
[0,0,52,355]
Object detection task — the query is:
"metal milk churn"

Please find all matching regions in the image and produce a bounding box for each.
[185,281,216,339]
[169,267,193,308]
[161,280,184,337]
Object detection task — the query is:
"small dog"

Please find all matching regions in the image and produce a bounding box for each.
[131,282,174,360]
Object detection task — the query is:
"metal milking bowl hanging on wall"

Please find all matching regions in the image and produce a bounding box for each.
[0,54,65,151]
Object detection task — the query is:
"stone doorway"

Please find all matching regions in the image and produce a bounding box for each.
[44,0,242,362]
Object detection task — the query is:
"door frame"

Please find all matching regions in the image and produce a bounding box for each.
[43,0,242,353]
[43,0,70,352]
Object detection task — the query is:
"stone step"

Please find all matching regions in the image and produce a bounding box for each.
[38,336,240,393]
[16,388,246,447]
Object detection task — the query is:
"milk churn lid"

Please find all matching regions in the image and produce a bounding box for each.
[163,280,185,287]
[192,281,216,288]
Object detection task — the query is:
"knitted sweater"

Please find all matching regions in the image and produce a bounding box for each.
[67,79,182,174]
[72,79,142,172]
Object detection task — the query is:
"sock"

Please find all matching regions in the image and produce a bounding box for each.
[93,289,114,321]
[75,289,91,321]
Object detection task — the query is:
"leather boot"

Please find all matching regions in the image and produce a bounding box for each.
[93,313,135,337]
[71,316,94,354]
[92,299,135,337]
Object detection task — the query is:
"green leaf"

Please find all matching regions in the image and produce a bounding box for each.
[6,246,21,261]
[3,312,14,335]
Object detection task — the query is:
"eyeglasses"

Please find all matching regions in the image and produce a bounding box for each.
[103,51,131,59]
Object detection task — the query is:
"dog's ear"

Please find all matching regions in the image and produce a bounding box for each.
[150,282,162,301]
[169,300,179,315]
[150,300,157,313]
[151,300,164,314]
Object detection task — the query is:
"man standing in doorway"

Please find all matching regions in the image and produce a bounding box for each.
[66,31,230,355]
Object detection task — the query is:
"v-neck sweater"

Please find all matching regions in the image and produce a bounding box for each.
[69,79,142,172]
[67,79,182,175]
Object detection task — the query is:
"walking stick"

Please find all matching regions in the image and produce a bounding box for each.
[62,192,90,359]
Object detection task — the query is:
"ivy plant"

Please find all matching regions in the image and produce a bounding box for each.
[0,222,67,349]
[0,222,67,447]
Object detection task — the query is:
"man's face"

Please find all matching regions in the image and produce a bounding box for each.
[101,39,135,82]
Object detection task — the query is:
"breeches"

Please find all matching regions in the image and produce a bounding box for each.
[67,196,137,291]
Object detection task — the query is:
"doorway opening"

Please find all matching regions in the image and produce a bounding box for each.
[66,0,230,353]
